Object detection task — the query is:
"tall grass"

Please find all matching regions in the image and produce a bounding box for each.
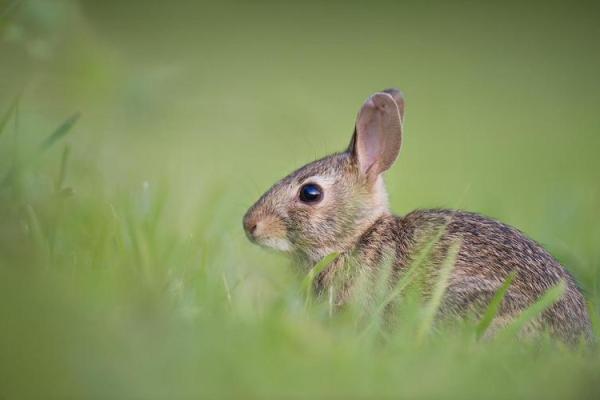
[0,118,598,397]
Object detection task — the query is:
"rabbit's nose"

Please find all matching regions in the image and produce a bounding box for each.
[243,214,258,239]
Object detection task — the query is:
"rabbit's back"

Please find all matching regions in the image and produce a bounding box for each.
[355,209,592,342]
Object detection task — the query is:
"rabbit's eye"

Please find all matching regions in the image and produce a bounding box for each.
[299,183,323,204]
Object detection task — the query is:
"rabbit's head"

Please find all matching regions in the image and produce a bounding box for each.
[243,89,405,263]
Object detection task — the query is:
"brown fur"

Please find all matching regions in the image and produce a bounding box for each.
[317,210,592,342]
[243,89,592,343]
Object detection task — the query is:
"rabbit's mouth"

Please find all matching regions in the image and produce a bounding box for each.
[254,236,293,252]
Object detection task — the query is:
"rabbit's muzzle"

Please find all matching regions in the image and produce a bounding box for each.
[243,208,292,252]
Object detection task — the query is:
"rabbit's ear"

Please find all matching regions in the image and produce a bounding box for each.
[348,89,404,181]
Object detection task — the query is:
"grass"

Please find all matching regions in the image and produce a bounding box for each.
[1,1,600,398]
[476,271,517,340]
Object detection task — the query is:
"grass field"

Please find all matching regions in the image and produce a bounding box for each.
[1,0,600,398]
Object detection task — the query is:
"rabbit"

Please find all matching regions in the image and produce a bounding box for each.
[243,88,592,343]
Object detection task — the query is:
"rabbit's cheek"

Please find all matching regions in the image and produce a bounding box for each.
[258,217,286,237]
[286,209,320,245]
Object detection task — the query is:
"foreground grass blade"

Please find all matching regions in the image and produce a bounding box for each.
[417,239,461,342]
[2,111,79,188]
[361,221,455,337]
[302,252,338,307]
[25,204,50,262]
[499,279,567,340]
[361,256,422,336]
[0,96,19,138]
[40,112,80,151]
[476,271,517,339]
[54,145,71,192]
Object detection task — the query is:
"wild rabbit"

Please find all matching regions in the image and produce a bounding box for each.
[243,89,592,342]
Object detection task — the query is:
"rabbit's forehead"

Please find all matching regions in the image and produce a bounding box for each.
[256,153,354,208]
[282,153,352,186]
[292,164,337,184]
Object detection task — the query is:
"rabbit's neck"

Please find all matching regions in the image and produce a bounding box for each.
[347,175,391,247]
[314,213,399,294]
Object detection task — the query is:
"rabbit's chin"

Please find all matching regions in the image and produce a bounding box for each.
[256,237,293,252]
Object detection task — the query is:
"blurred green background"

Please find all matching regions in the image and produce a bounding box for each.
[1,0,600,398]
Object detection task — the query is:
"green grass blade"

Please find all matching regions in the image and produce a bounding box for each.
[302,252,338,308]
[402,212,458,290]
[360,219,456,338]
[499,279,567,340]
[54,145,71,192]
[476,271,517,339]
[360,255,423,336]
[358,255,395,337]
[416,239,461,342]
[40,112,80,151]
[25,204,50,262]
[0,96,19,138]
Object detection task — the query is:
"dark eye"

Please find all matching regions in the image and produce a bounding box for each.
[299,183,323,203]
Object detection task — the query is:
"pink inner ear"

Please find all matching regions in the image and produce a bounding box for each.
[356,99,379,172]
[354,92,403,179]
